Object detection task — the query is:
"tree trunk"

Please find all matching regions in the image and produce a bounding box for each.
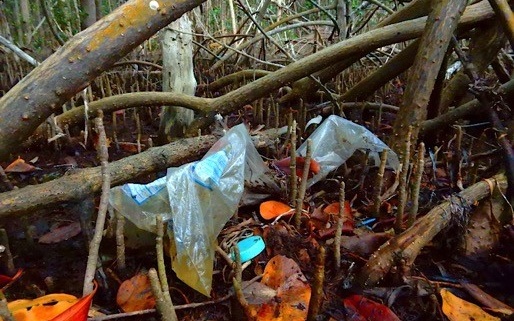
[80,0,97,30]
[390,0,468,153]
[336,0,348,40]
[158,14,197,142]
[0,0,207,162]
[20,0,31,44]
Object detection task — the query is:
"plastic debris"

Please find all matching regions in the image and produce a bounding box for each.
[231,235,265,263]
[110,124,278,296]
[297,115,399,186]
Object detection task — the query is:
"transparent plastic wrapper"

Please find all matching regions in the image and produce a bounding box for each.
[166,124,278,296]
[297,115,399,186]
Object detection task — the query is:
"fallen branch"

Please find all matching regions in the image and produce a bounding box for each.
[356,172,507,287]
[30,92,212,144]
[0,128,283,218]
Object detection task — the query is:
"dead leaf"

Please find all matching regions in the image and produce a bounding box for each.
[249,255,311,321]
[459,283,514,316]
[118,142,144,153]
[260,201,293,220]
[441,288,500,321]
[261,255,303,289]
[341,232,392,257]
[273,157,321,178]
[39,222,82,244]
[4,157,37,173]
[0,269,23,291]
[324,201,354,230]
[50,282,97,321]
[343,294,401,321]
[117,272,156,312]
[242,282,277,305]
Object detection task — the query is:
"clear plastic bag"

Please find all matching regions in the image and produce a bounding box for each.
[110,124,277,296]
[166,124,277,296]
[297,115,399,186]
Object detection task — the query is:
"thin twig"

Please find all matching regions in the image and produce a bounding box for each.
[295,139,313,229]
[0,291,15,321]
[83,110,111,296]
[232,247,255,320]
[135,112,142,153]
[0,229,15,276]
[372,150,389,217]
[155,215,174,316]
[88,293,233,320]
[334,182,345,271]
[451,36,514,204]
[290,120,298,207]
[395,126,412,233]
[149,268,178,321]
[408,142,425,227]
[115,209,126,271]
[307,246,325,321]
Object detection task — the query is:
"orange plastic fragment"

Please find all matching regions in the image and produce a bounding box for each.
[49,283,97,321]
[259,201,293,220]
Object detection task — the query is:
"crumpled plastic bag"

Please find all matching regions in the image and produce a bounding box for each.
[110,124,278,296]
[296,115,399,186]
[166,124,278,295]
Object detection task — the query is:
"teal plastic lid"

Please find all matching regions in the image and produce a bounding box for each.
[231,235,265,263]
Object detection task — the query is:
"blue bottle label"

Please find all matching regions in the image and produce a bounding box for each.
[191,149,229,189]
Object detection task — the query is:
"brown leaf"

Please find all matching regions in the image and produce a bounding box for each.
[261,255,303,289]
[460,282,514,316]
[341,232,392,257]
[39,222,82,244]
[4,157,37,173]
[463,200,502,258]
[116,273,155,312]
[250,255,311,321]
[242,282,277,305]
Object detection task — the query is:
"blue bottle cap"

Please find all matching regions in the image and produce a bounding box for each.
[231,235,265,263]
